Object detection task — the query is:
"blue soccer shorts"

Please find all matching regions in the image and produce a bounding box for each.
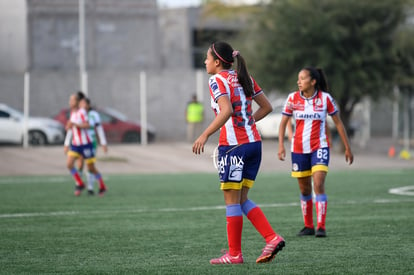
[291,147,330,178]
[217,141,261,190]
[68,143,96,164]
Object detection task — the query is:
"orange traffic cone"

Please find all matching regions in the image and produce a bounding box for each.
[388,146,396,158]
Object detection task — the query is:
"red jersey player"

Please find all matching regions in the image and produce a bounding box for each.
[193,41,285,264]
[278,67,354,237]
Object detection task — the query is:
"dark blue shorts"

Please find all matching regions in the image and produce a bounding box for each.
[217,141,261,190]
[291,147,330,178]
[68,143,96,163]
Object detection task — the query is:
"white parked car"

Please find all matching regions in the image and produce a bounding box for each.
[256,104,290,139]
[0,103,65,146]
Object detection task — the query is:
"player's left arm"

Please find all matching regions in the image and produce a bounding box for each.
[95,124,108,153]
[331,114,354,165]
[252,92,272,122]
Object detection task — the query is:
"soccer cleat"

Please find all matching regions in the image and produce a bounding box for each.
[98,188,106,196]
[87,190,95,196]
[256,235,285,263]
[297,227,315,236]
[210,251,244,265]
[315,228,327,238]
[74,185,85,196]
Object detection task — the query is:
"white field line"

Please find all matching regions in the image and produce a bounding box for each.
[1,199,413,219]
[0,176,111,184]
[389,185,414,196]
[0,177,68,184]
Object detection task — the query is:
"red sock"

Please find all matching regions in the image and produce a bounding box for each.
[95,173,106,190]
[316,200,327,230]
[226,216,243,256]
[70,168,84,187]
[246,207,276,242]
[301,195,314,228]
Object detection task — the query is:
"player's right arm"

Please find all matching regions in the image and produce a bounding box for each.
[192,95,232,155]
[63,129,72,154]
[331,114,354,165]
[278,115,290,161]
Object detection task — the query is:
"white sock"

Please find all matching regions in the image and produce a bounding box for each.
[87,172,95,190]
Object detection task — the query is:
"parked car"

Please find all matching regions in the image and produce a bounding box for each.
[54,107,156,143]
[256,104,290,139]
[0,103,65,145]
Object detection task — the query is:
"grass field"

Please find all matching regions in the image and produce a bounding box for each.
[0,169,413,274]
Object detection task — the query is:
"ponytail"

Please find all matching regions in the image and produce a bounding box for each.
[234,53,253,97]
[304,67,329,92]
[316,68,329,92]
[210,41,253,97]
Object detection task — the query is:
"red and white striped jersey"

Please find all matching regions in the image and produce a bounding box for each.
[282,90,338,153]
[209,70,262,146]
[69,108,91,146]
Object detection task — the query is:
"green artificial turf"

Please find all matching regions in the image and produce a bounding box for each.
[0,169,413,274]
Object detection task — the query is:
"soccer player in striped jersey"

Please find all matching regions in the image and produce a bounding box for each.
[77,97,108,195]
[193,41,285,264]
[63,92,107,196]
[278,67,354,237]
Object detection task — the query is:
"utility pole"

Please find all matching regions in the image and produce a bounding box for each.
[79,0,87,94]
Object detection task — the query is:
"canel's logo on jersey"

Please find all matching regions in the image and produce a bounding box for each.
[295,113,323,120]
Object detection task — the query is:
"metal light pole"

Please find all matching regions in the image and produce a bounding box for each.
[23,72,30,148]
[140,71,148,146]
[79,0,87,94]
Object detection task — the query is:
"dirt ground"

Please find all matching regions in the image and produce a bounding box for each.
[0,138,412,176]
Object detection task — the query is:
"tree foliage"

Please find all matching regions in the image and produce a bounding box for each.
[241,0,409,128]
[395,21,414,89]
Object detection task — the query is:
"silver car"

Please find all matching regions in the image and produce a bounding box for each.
[0,103,65,146]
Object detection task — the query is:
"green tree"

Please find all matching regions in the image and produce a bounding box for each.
[394,17,414,141]
[242,0,408,132]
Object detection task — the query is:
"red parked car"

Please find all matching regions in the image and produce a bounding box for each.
[54,107,156,144]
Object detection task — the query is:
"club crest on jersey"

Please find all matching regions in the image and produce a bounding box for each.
[313,98,324,111]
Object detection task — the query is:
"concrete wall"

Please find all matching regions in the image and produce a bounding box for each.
[27,0,161,71]
[159,8,193,70]
[0,0,27,72]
